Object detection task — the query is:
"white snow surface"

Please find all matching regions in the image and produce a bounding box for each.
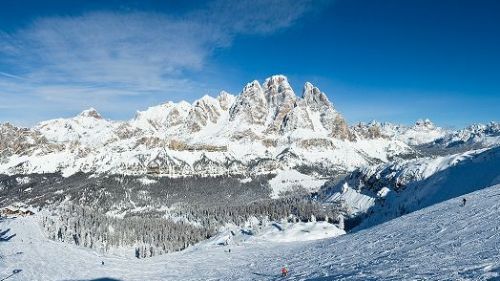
[253,221,345,242]
[268,170,327,198]
[327,183,377,215]
[2,184,500,280]
[205,220,345,247]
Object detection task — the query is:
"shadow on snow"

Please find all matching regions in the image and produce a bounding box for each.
[0,228,16,242]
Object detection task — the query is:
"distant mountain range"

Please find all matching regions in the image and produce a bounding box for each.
[1,75,498,178]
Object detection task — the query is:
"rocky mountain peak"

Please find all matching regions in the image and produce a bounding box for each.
[78,108,103,119]
[302,82,332,111]
[229,79,268,125]
[261,75,297,132]
[243,80,263,93]
[415,118,435,129]
[263,75,296,107]
[217,91,235,111]
[186,95,223,132]
[263,75,292,93]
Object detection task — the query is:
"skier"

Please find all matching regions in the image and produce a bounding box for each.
[281,266,288,277]
[101,261,104,266]
[462,198,467,206]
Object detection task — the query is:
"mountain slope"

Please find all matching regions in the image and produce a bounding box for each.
[322,146,500,228]
[2,184,499,280]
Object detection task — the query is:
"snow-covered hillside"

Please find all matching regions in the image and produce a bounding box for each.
[2,184,499,280]
[322,146,500,228]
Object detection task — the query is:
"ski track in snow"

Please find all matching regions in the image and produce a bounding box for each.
[2,185,500,280]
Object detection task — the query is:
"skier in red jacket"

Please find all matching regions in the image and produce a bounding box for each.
[281,266,288,277]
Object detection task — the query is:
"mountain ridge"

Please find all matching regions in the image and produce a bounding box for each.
[0,75,498,179]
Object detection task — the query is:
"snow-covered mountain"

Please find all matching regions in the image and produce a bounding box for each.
[321,145,500,228]
[425,121,500,152]
[0,75,419,179]
[377,118,448,145]
[3,75,496,181]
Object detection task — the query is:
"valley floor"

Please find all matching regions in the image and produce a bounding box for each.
[2,184,500,280]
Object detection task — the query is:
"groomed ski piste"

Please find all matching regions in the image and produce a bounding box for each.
[2,184,500,280]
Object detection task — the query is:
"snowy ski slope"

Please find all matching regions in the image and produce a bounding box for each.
[2,184,500,280]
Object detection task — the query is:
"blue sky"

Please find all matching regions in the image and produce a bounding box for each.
[0,0,498,128]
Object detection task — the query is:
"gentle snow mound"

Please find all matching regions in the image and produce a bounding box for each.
[269,170,327,198]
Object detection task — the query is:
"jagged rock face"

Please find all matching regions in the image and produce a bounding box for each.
[217,91,235,111]
[114,123,141,139]
[228,76,349,137]
[451,122,500,141]
[319,105,351,140]
[231,129,262,142]
[282,100,314,132]
[135,136,169,149]
[187,96,222,132]
[329,115,352,140]
[352,122,384,140]
[263,75,297,132]
[301,82,351,139]
[0,123,45,157]
[229,80,268,125]
[366,124,383,139]
[303,82,331,111]
[264,76,295,107]
[165,108,184,127]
